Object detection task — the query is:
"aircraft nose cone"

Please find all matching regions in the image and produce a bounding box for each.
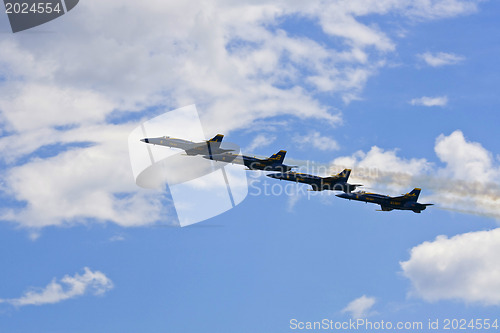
[140,138,149,143]
[335,193,348,198]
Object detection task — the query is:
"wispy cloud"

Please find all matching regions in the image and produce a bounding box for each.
[418,52,465,67]
[342,295,377,319]
[410,96,448,107]
[294,131,339,151]
[109,235,125,242]
[245,134,276,153]
[0,267,113,307]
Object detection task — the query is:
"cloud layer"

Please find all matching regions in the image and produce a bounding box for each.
[0,0,483,228]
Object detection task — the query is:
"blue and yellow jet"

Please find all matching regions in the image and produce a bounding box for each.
[336,188,433,213]
[140,134,233,156]
[208,150,295,172]
[266,169,362,192]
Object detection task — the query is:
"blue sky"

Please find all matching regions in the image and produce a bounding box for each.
[1,1,500,332]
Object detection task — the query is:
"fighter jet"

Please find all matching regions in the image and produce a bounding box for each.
[140,134,233,156]
[207,150,296,172]
[266,169,361,192]
[336,188,433,213]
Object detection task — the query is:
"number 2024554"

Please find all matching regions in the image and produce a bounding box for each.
[5,2,62,14]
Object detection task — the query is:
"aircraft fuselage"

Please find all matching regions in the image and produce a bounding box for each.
[267,172,357,191]
[242,156,293,172]
[336,192,430,213]
[141,137,229,156]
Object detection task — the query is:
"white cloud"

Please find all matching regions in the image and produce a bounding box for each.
[397,0,480,20]
[401,229,500,305]
[435,130,500,182]
[313,0,481,52]
[295,131,340,151]
[427,130,500,219]
[245,133,276,153]
[0,267,113,307]
[410,96,448,107]
[0,124,170,228]
[317,10,395,52]
[332,146,431,197]
[0,83,114,132]
[342,295,377,319]
[332,146,431,191]
[418,51,465,67]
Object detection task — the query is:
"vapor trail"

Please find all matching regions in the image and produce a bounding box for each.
[281,157,500,221]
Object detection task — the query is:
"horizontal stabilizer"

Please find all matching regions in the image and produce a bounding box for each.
[344,184,362,193]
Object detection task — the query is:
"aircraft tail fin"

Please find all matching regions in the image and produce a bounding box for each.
[209,134,224,143]
[407,188,421,202]
[269,150,287,163]
[344,183,362,193]
[337,169,351,181]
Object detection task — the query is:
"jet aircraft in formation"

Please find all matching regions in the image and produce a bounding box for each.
[207,150,296,172]
[336,188,433,213]
[267,169,362,192]
[140,133,433,213]
[140,134,232,156]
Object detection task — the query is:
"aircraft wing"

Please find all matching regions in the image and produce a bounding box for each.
[174,141,200,151]
[204,153,245,166]
[293,177,315,185]
[323,169,351,182]
[388,195,408,201]
[216,148,235,153]
[141,137,195,151]
[322,176,341,182]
